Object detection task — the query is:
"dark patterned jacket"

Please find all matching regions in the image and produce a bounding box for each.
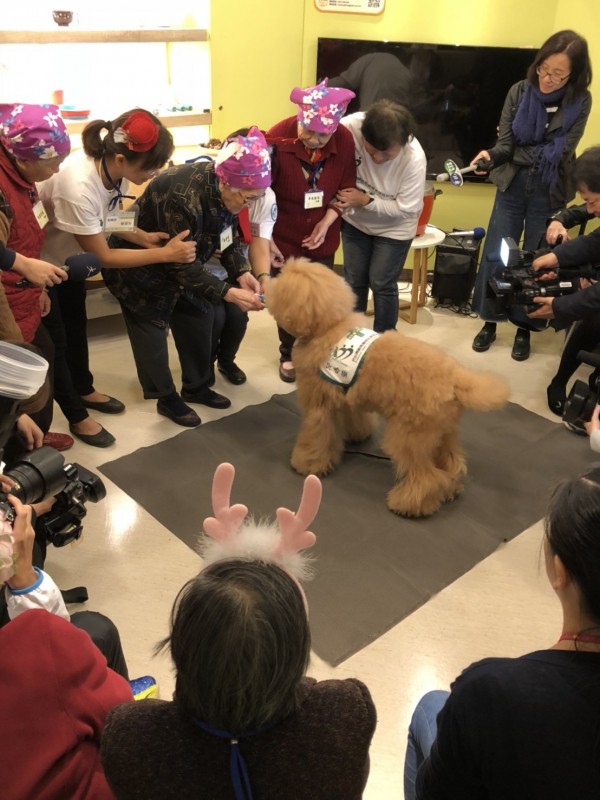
[101,677,376,800]
[104,160,251,328]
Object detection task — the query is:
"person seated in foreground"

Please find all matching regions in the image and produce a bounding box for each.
[0,488,133,800]
[404,465,600,799]
[101,463,376,800]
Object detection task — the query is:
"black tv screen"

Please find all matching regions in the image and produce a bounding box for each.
[317,37,536,180]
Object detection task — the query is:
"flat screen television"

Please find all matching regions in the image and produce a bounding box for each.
[317,37,536,180]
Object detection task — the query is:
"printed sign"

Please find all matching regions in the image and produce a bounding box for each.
[315,0,385,14]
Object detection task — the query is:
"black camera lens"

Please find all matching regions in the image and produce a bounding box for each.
[5,446,67,504]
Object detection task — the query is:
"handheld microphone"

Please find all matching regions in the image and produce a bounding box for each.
[62,253,102,281]
[436,158,493,185]
[448,227,486,240]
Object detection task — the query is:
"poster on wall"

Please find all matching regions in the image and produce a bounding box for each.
[315,0,385,15]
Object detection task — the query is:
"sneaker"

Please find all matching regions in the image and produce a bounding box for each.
[42,432,74,451]
[472,324,496,353]
[130,675,158,701]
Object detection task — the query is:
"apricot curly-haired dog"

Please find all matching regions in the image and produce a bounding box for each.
[265,259,509,517]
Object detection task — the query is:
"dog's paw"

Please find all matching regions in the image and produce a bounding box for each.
[291,452,337,477]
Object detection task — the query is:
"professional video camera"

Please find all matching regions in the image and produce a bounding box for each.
[562,349,600,429]
[0,342,106,547]
[487,237,587,313]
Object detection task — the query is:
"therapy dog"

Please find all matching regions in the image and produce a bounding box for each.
[265,259,509,517]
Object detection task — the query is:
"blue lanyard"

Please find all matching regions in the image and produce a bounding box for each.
[192,717,275,800]
[300,159,323,190]
[101,158,135,212]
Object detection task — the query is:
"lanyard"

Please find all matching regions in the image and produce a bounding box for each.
[101,158,136,211]
[300,159,323,190]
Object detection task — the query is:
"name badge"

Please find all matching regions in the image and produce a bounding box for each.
[104,209,138,233]
[33,200,49,229]
[250,221,260,238]
[220,226,233,251]
[304,190,324,209]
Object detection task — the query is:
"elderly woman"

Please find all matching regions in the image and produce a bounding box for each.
[267,79,356,382]
[103,128,268,426]
[0,103,74,451]
[101,463,376,800]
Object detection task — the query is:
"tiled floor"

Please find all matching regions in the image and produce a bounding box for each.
[45,284,585,798]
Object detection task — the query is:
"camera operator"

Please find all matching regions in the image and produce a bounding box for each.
[527,147,600,417]
[528,146,600,327]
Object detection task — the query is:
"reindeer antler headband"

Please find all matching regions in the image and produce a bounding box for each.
[200,463,321,585]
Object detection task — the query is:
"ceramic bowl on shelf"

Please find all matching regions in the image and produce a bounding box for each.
[59,105,90,120]
[52,10,74,27]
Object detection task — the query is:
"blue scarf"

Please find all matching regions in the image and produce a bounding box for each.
[511,83,583,189]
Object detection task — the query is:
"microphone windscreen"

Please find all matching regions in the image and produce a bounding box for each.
[63,253,102,281]
[473,227,486,240]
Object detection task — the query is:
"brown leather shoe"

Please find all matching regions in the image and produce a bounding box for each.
[279,362,296,383]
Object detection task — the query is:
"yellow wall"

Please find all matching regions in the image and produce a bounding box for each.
[211,0,600,233]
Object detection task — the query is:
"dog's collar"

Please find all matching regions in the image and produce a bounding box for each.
[318,327,379,390]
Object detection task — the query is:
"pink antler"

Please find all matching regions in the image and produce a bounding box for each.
[274,474,322,557]
[203,462,248,543]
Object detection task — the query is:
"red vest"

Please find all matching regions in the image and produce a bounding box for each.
[0,147,44,342]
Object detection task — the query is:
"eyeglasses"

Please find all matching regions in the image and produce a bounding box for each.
[536,64,571,85]
[238,190,266,203]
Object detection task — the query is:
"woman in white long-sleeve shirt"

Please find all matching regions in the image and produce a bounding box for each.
[336,100,427,333]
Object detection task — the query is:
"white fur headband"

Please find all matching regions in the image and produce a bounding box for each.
[199,462,321,583]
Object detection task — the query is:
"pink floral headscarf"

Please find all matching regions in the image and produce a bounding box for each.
[0,103,70,161]
[290,78,355,134]
[214,126,271,189]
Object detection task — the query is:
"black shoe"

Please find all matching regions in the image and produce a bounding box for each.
[511,328,530,361]
[81,395,125,414]
[218,361,247,385]
[156,397,201,427]
[547,380,567,417]
[472,324,497,352]
[69,423,115,447]
[181,388,232,409]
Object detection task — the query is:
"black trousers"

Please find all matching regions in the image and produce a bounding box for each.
[121,294,247,398]
[42,283,92,425]
[277,254,335,362]
[70,610,129,679]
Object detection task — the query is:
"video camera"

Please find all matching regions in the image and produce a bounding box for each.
[563,349,600,429]
[488,237,586,313]
[0,342,106,548]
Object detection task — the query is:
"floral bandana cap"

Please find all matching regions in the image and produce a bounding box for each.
[0,103,70,161]
[214,126,271,189]
[290,78,355,134]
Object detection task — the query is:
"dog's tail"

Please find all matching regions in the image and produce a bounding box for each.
[453,367,509,410]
